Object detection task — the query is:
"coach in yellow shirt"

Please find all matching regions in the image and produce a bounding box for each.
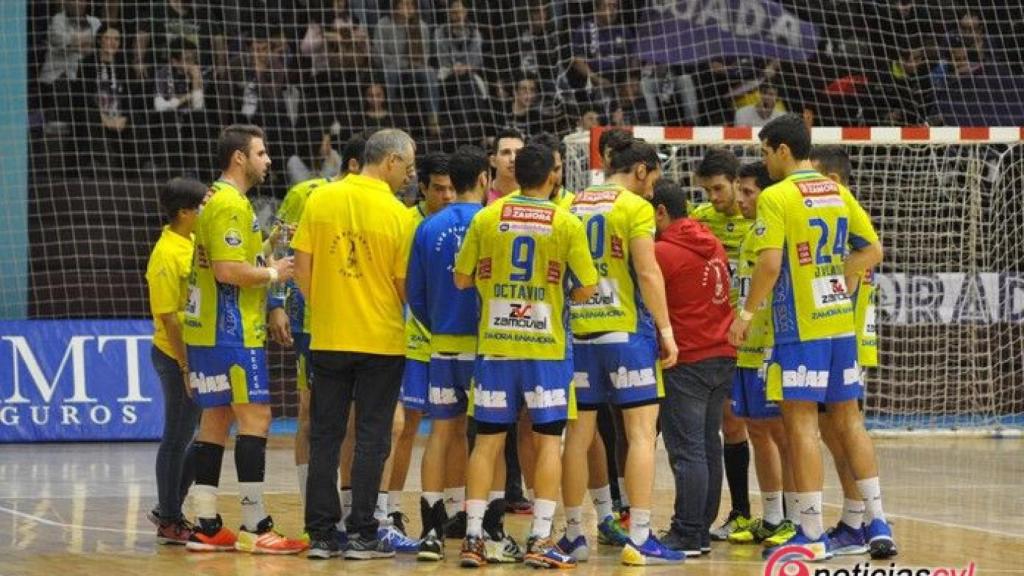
[145,177,206,544]
[293,128,417,559]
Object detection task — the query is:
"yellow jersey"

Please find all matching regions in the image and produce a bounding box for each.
[146,226,193,359]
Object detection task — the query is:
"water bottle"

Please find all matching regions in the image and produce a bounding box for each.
[270,224,290,300]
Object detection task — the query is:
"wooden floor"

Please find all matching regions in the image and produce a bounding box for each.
[0,436,1021,575]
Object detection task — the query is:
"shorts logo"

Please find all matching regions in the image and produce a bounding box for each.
[190,372,231,395]
[224,228,243,247]
[572,372,590,389]
[843,365,861,386]
[781,366,828,389]
[609,367,657,390]
[429,386,458,406]
[523,385,567,409]
[475,388,508,409]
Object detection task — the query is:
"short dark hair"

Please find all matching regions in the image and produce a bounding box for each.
[809,145,852,185]
[650,179,688,219]
[341,131,369,172]
[759,113,812,160]
[598,128,632,157]
[738,161,774,190]
[216,124,265,171]
[608,138,659,174]
[514,143,555,190]
[528,132,565,159]
[448,145,490,194]
[696,148,740,180]
[491,128,524,155]
[159,177,207,221]
[417,152,450,188]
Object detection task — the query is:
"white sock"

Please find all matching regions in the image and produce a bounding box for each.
[564,506,584,540]
[530,499,557,538]
[617,477,630,508]
[423,491,444,508]
[526,488,535,502]
[341,487,353,522]
[590,484,614,520]
[842,498,866,528]
[388,491,402,515]
[239,482,267,531]
[296,464,308,505]
[784,492,801,524]
[466,499,487,538]
[375,492,388,524]
[856,477,886,523]
[191,484,218,521]
[445,486,466,516]
[487,490,505,504]
[797,491,824,540]
[628,508,652,544]
[762,491,784,526]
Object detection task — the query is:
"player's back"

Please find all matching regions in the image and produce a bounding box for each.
[184,180,266,348]
[456,194,595,361]
[568,183,655,335]
[754,170,860,344]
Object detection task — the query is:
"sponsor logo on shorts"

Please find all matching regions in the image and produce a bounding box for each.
[190,372,231,395]
[781,365,829,389]
[523,385,567,409]
[609,367,657,390]
[429,386,459,406]
[843,366,860,386]
[475,387,508,409]
[572,372,590,389]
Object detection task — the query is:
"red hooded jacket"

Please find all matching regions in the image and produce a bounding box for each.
[654,218,736,364]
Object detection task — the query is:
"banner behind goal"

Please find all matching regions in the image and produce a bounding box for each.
[565,126,1024,434]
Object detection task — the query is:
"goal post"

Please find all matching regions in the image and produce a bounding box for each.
[565,126,1024,437]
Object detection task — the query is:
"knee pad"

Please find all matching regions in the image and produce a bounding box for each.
[532,420,566,437]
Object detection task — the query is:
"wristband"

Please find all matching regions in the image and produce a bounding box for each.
[267,267,279,284]
[739,309,755,322]
[659,326,674,341]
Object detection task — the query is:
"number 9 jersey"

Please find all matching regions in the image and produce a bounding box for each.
[454,195,598,360]
[751,170,879,345]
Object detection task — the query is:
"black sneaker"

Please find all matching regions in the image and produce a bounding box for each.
[418,533,444,561]
[307,536,341,559]
[444,511,467,539]
[659,528,701,557]
[388,511,409,535]
[344,534,396,560]
[482,499,505,539]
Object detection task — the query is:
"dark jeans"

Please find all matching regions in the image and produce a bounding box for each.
[305,351,404,539]
[660,357,735,541]
[152,346,200,521]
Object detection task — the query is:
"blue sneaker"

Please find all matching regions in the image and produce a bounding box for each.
[377,524,420,554]
[556,534,590,562]
[865,518,898,559]
[597,515,630,547]
[827,521,868,556]
[621,534,686,566]
[524,536,577,569]
[762,526,832,562]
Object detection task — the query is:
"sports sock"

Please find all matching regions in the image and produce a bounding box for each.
[445,486,466,516]
[628,508,652,544]
[388,490,402,515]
[466,499,486,538]
[763,491,784,526]
[375,492,388,524]
[530,499,556,539]
[797,491,824,540]
[841,498,866,528]
[235,435,268,531]
[784,492,801,524]
[590,484,614,520]
[723,441,751,516]
[856,477,886,523]
[564,506,583,540]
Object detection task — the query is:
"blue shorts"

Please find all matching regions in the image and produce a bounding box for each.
[187,346,270,408]
[572,331,662,407]
[401,358,430,412]
[426,353,474,420]
[765,336,863,404]
[731,367,780,419]
[471,357,576,426]
[293,332,312,392]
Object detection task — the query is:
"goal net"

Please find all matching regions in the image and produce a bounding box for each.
[566,126,1024,435]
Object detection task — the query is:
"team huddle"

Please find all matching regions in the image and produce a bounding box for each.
[144,113,897,568]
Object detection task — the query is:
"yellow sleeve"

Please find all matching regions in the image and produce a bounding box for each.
[751,188,786,253]
[393,208,415,281]
[146,249,181,315]
[291,194,315,254]
[206,201,250,262]
[566,217,599,286]
[454,216,481,277]
[628,196,657,240]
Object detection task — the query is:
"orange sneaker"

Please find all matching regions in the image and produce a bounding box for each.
[235,517,307,555]
[186,515,237,552]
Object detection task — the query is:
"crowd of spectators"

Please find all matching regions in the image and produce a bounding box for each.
[28,0,1024,184]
